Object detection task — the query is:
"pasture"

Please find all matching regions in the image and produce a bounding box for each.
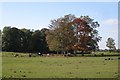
[2,52,119,78]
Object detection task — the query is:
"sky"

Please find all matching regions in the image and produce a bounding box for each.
[0,2,118,49]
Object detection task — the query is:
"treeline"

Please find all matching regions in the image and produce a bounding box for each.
[2,27,49,53]
[1,14,102,53]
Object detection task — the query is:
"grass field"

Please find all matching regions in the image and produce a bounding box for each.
[2,52,119,78]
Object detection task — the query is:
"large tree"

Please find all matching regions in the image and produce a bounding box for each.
[46,14,76,53]
[46,15,101,53]
[72,16,101,53]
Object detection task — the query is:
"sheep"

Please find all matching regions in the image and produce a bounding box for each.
[29,54,32,57]
[47,53,49,56]
[14,54,19,57]
[38,52,43,56]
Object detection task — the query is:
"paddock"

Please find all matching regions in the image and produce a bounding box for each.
[2,52,119,78]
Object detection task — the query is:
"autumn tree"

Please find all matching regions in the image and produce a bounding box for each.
[46,15,101,53]
[71,16,101,53]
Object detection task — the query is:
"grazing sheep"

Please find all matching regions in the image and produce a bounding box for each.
[105,58,107,60]
[38,52,43,56]
[29,54,32,57]
[14,54,19,57]
[66,53,71,57]
[47,54,49,56]
[38,52,41,55]
[64,53,71,57]
[22,75,26,77]
[108,58,111,60]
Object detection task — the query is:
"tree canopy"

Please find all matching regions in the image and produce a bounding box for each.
[2,14,102,53]
[2,26,49,53]
[46,14,101,53]
[72,16,101,52]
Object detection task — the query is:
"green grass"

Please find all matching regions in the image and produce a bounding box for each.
[2,52,119,78]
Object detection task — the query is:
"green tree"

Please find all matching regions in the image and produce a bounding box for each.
[106,37,116,51]
[2,26,49,53]
[40,28,49,53]
[2,27,11,51]
[2,26,22,52]
[30,30,41,52]
[46,14,76,53]
[20,28,32,52]
[46,30,61,52]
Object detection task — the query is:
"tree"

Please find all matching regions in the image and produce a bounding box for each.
[30,29,49,53]
[46,29,61,52]
[2,27,11,51]
[30,30,42,52]
[106,37,116,51]
[2,26,49,53]
[40,28,49,53]
[72,16,101,53]
[20,28,32,52]
[2,15,101,53]
[46,14,76,53]
[2,26,22,52]
[46,15,101,53]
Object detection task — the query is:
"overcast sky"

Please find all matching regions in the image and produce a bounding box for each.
[0,2,118,49]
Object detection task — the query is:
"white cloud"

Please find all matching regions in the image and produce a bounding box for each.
[102,18,118,26]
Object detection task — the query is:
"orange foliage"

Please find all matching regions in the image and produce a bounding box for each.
[72,18,92,51]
